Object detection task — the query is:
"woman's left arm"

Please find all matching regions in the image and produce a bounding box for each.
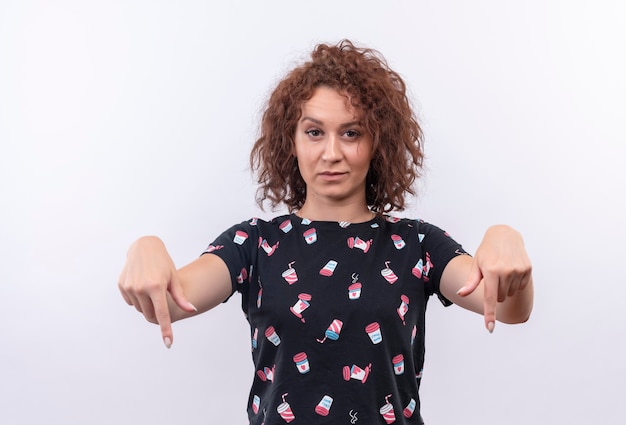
[439,225,534,333]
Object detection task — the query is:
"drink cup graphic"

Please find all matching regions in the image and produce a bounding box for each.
[317,319,343,343]
[303,228,317,244]
[412,258,424,279]
[397,295,409,325]
[319,260,338,276]
[279,219,293,233]
[366,322,383,344]
[348,282,362,299]
[391,234,406,249]
[381,261,398,284]
[259,238,279,256]
[379,395,396,424]
[315,395,334,416]
[343,363,372,383]
[411,325,417,345]
[355,237,372,252]
[251,328,258,350]
[293,352,310,374]
[277,393,295,423]
[252,395,261,414]
[233,230,249,245]
[339,221,351,228]
[265,326,281,346]
[290,293,312,322]
[392,354,405,375]
[256,366,275,382]
[257,287,263,308]
[403,398,416,418]
[263,366,275,382]
[416,368,423,379]
[236,267,248,284]
[282,262,298,285]
[347,236,372,252]
[423,252,433,277]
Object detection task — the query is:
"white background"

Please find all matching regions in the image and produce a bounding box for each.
[1,1,624,424]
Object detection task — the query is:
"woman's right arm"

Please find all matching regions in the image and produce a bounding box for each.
[118,236,232,348]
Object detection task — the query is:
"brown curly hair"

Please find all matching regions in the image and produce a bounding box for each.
[250,39,424,213]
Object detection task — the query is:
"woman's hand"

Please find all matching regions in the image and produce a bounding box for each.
[118,236,197,348]
[456,225,533,332]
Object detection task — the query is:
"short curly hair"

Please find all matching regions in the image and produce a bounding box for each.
[250,39,424,213]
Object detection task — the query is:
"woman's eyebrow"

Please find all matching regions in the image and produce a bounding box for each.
[300,116,361,128]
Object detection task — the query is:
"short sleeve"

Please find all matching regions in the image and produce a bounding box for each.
[201,219,258,299]
[416,220,468,306]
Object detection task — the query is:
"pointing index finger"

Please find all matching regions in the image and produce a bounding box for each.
[151,292,174,348]
[482,274,498,333]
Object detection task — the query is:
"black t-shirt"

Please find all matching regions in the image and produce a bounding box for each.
[204,214,466,424]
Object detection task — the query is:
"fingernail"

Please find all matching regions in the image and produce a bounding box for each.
[189,302,198,312]
[487,321,495,334]
[456,286,467,295]
[164,337,172,349]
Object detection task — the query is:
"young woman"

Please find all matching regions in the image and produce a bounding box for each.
[118,40,533,424]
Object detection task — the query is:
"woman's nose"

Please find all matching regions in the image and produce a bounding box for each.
[321,134,342,162]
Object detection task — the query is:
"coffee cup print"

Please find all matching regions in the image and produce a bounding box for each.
[204,244,223,253]
[411,258,424,279]
[315,395,334,416]
[392,354,405,375]
[317,319,343,343]
[303,228,317,244]
[348,282,362,300]
[379,394,396,424]
[403,398,416,418]
[293,352,310,374]
[257,287,263,308]
[397,295,409,325]
[259,238,279,256]
[277,393,295,423]
[251,327,258,350]
[233,230,249,245]
[391,234,406,250]
[319,260,338,276]
[256,365,275,382]
[365,322,383,344]
[252,395,261,415]
[265,326,281,346]
[290,293,312,322]
[347,236,372,253]
[236,267,248,284]
[279,219,293,233]
[282,262,298,285]
[342,363,372,384]
[381,261,398,284]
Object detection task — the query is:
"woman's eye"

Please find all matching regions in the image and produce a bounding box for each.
[345,130,360,138]
[306,129,322,137]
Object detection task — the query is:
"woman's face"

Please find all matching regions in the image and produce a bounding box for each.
[294,86,374,208]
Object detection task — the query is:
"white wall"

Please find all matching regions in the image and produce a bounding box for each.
[1,1,624,424]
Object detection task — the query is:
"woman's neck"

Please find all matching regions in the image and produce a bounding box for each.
[296,201,375,223]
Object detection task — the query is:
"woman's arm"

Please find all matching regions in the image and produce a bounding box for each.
[439,225,534,332]
[118,236,232,348]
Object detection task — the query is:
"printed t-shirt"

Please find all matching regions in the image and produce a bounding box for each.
[204,214,467,424]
